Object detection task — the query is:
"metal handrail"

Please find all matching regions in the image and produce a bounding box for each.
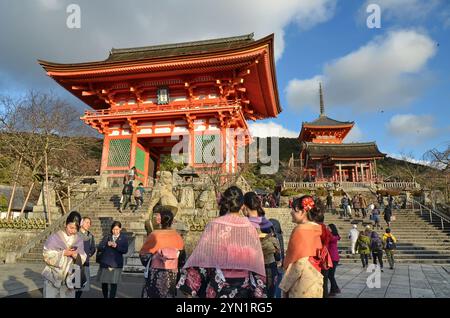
[16,187,103,260]
[409,198,450,231]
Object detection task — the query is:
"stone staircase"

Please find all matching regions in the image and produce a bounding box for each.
[17,188,153,264]
[265,208,450,264]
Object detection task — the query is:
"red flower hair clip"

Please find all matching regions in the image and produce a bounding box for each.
[302,197,315,212]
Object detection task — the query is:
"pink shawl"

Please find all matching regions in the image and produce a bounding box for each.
[183,214,265,276]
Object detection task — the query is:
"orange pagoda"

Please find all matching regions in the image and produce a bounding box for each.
[298,83,385,182]
[39,33,281,186]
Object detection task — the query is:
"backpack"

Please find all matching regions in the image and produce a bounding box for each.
[372,237,383,251]
[385,236,396,250]
[134,188,142,197]
[151,248,180,270]
[358,239,368,250]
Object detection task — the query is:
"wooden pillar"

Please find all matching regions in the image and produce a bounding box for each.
[189,128,195,167]
[339,162,343,183]
[354,163,359,182]
[130,134,137,168]
[360,163,365,182]
[143,146,150,187]
[100,135,110,173]
[221,127,227,174]
[373,159,378,180]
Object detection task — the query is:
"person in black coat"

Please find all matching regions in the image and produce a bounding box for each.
[268,218,284,298]
[383,206,393,228]
[96,221,128,298]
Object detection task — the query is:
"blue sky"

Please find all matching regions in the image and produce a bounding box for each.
[0,0,449,161]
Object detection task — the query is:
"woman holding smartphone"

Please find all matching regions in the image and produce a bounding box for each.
[96,221,128,298]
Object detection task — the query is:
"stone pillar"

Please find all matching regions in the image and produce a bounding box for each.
[30,182,60,220]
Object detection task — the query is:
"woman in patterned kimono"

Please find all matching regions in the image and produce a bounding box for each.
[140,207,185,298]
[42,211,87,298]
[177,186,267,298]
[279,196,325,298]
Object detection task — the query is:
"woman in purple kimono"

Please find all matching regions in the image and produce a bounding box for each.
[42,211,87,298]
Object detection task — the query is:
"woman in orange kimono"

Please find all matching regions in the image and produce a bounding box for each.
[140,207,184,298]
[279,195,326,298]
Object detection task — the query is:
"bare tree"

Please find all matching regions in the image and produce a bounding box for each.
[0,91,100,222]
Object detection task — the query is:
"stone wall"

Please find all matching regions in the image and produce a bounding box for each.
[0,229,42,263]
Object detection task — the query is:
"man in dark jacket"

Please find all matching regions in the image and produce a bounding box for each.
[75,217,96,298]
[119,181,133,212]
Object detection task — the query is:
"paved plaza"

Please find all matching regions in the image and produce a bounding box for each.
[1,262,449,298]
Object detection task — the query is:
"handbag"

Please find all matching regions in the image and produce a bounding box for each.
[95,250,103,264]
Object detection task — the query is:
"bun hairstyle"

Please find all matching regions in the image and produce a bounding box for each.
[66,211,82,230]
[292,195,324,223]
[219,186,244,216]
[158,206,174,229]
[243,192,266,217]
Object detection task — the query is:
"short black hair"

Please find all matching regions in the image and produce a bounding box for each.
[110,221,122,233]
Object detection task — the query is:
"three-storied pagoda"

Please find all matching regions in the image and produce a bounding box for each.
[298,84,385,182]
[39,33,281,186]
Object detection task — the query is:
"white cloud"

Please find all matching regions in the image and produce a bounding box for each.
[286,30,436,112]
[386,114,438,146]
[362,0,441,22]
[344,124,363,143]
[248,121,298,138]
[0,0,337,92]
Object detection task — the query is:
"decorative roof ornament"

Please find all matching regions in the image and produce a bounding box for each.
[319,82,325,117]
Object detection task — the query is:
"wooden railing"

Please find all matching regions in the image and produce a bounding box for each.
[82,99,241,118]
[283,181,421,190]
[410,198,450,231]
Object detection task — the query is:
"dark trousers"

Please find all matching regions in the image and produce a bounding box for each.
[121,195,131,210]
[372,250,384,268]
[360,253,369,267]
[328,261,340,293]
[102,283,118,298]
[322,269,329,298]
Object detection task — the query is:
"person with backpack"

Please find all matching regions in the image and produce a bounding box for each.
[134,183,145,211]
[140,207,184,298]
[355,231,371,268]
[352,195,360,218]
[119,181,133,213]
[370,231,384,272]
[383,228,397,270]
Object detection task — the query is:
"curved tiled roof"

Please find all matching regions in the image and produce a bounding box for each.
[303,115,354,127]
[304,142,385,159]
[107,33,255,62]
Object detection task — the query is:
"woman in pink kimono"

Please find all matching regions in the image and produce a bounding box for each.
[177,186,267,298]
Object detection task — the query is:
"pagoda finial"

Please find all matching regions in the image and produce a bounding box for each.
[319,82,325,117]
